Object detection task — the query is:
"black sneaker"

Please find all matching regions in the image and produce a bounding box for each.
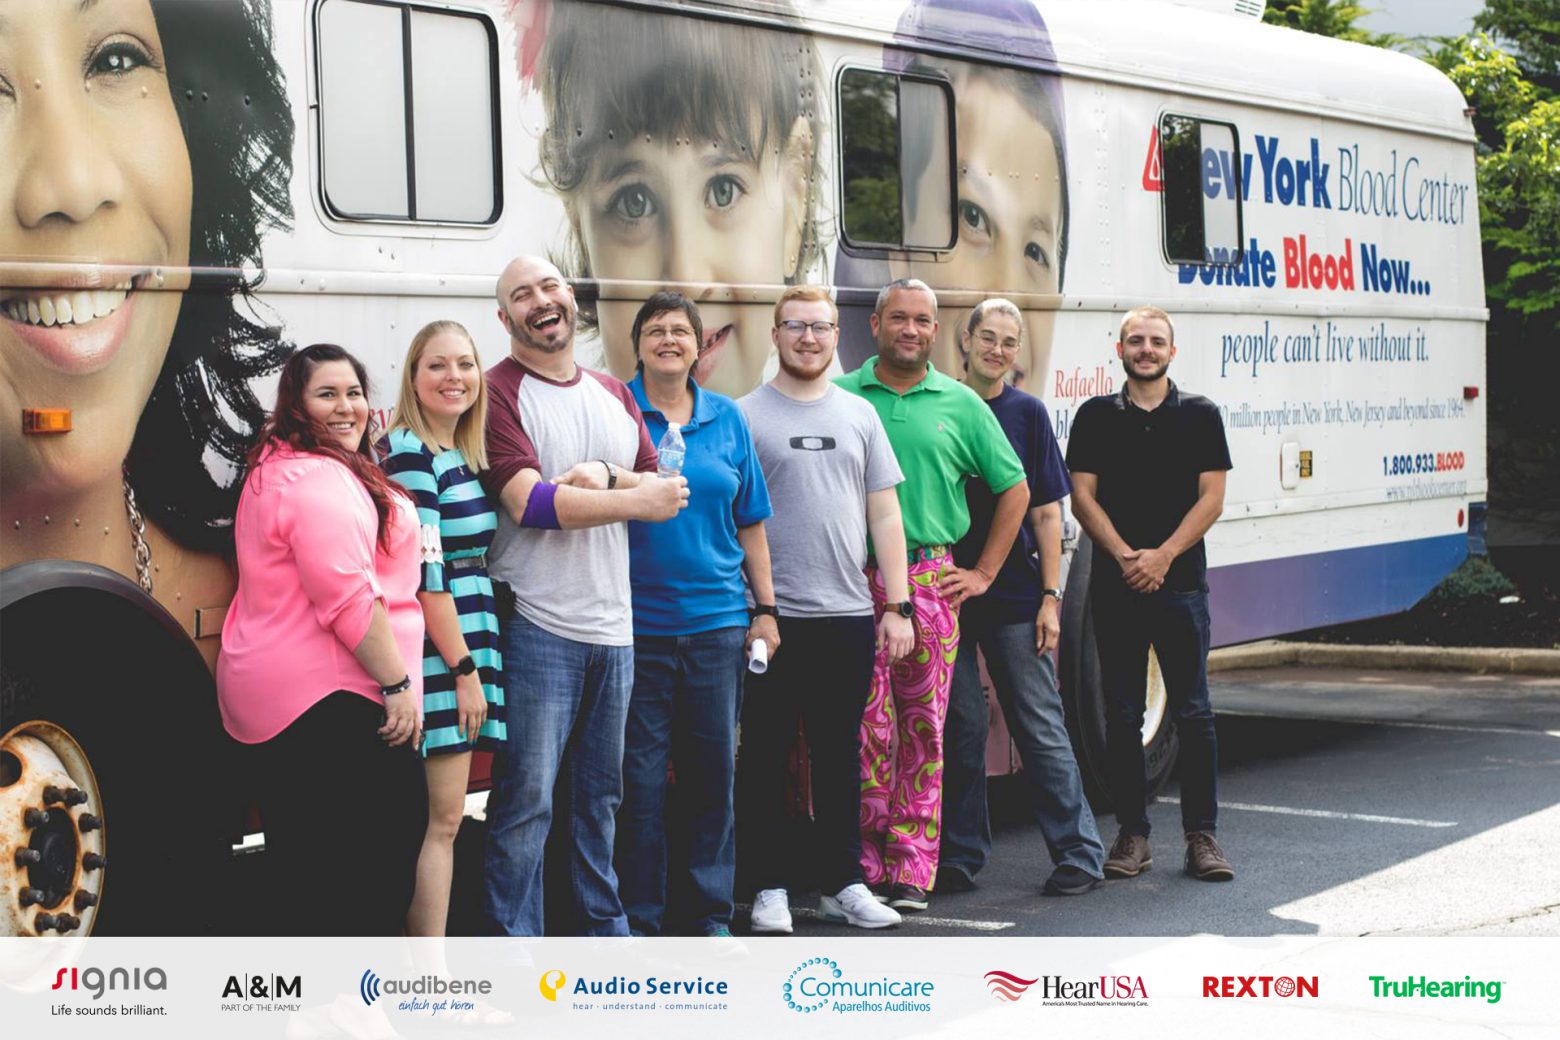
[1042,864,1104,897]
[886,884,929,912]
[869,881,893,904]
[936,867,977,894]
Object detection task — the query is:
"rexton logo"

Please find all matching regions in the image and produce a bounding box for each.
[1203,976,1320,998]
[52,967,167,1000]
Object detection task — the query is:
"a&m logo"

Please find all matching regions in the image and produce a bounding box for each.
[539,970,567,1002]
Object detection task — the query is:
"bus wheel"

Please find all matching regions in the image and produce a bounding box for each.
[1059,535,1179,812]
[1,562,236,936]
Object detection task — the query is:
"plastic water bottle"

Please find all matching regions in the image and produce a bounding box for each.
[657,423,686,478]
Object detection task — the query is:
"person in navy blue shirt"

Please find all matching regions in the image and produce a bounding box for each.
[614,291,776,937]
[941,299,1106,901]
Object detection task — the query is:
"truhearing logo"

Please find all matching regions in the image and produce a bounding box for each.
[540,971,567,1002]
[984,971,1039,1002]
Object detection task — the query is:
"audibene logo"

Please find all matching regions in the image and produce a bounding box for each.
[1203,975,1320,998]
[540,968,730,1011]
[783,957,935,1015]
[1369,974,1503,1004]
[49,966,168,1020]
[359,969,494,1017]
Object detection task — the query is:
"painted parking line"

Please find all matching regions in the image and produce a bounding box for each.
[1159,795,1456,828]
[740,904,1016,932]
[1217,708,1560,739]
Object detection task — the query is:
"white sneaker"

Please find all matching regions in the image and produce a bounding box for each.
[819,883,903,929]
[750,888,793,934]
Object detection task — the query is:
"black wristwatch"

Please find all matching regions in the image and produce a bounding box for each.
[380,675,413,697]
[750,604,780,619]
[449,654,478,677]
[885,600,914,618]
[598,459,617,490]
[1042,588,1063,602]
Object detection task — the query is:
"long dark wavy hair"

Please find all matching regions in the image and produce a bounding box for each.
[125,0,295,555]
[247,345,409,550]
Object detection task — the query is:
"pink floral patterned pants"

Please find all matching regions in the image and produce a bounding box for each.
[859,552,960,889]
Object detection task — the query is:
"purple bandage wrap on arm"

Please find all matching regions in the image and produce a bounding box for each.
[521,481,562,530]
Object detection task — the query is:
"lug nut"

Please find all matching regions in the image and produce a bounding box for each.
[23,808,50,827]
[42,786,65,805]
[34,913,59,932]
[82,853,104,871]
[19,888,45,907]
[65,788,88,806]
[15,848,42,866]
[78,813,102,832]
[74,890,98,910]
[56,914,81,932]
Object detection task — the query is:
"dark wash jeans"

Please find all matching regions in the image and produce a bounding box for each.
[616,626,747,936]
[942,618,1105,879]
[735,615,875,896]
[483,612,634,936]
[1092,585,1219,837]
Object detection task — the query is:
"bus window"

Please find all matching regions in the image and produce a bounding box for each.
[839,68,956,251]
[1159,113,1243,266]
[315,0,501,224]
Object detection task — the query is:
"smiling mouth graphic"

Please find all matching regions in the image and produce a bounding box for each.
[1,280,136,327]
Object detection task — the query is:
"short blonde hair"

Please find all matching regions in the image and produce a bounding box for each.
[390,321,489,472]
[773,284,837,326]
[1118,305,1175,345]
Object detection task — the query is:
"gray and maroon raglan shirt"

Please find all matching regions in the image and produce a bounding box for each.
[481,357,658,647]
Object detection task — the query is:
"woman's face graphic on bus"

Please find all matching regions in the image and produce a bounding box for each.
[906,70,1061,392]
[0,0,192,498]
[574,115,812,397]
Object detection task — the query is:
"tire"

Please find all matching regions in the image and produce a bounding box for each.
[1058,534,1179,812]
[1,562,237,935]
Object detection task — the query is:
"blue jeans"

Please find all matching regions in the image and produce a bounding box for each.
[616,627,746,936]
[482,612,633,936]
[1093,587,1218,837]
[942,618,1104,879]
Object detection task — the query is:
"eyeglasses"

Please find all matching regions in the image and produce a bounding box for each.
[641,325,697,343]
[778,319,838,337]
[974,329,1021,354]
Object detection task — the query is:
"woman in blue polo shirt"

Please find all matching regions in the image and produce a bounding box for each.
[616,291,777,938]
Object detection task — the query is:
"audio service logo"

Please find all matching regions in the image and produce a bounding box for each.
[984,971,1039,1002]
[540,971,568,1002]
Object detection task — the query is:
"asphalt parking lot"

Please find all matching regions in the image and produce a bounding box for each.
[766,667,1560,938]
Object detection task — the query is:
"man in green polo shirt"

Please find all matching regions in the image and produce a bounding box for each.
[835,278,1029,911]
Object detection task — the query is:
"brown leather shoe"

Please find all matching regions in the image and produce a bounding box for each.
[1185,831,1234,881]
[1103,831,1152,878]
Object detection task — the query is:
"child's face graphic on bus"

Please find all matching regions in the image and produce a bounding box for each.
[903,70,1062,392]
[0,0,192,499]
[575,117,813,397]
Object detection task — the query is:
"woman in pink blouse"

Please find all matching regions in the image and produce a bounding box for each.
[219,343,428,936]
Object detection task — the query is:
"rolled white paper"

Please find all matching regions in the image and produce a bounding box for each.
[747,639,769,674]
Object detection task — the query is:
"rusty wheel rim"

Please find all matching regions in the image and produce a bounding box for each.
[1,721,104,937]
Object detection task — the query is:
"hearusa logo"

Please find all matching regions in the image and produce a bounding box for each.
[984,971,1038,1002]
[1203,975,1319,998]
[1032,974,1150,1007]
[783,957,934,1015]
[1370,975,1503,1004]
[359,969,493,1017]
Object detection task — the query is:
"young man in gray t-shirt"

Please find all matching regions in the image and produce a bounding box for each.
[734,287,912,933]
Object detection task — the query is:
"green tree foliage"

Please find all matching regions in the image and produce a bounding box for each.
[1261,0,1400,48]
[1473,0,1560,95]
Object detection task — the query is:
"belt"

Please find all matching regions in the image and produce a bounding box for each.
[868,544,950,568]
[446,552,488,573]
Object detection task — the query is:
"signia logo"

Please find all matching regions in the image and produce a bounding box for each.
[984,971,1039,1002]
[52,967,167,1000]
[1203,976,1319,998]
[540,970,567,1002]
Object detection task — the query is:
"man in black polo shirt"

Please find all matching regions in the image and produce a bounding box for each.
[1065,305,1234,882]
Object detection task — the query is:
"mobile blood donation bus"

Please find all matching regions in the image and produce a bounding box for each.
[1,0,1484,934]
